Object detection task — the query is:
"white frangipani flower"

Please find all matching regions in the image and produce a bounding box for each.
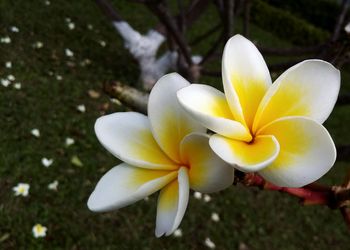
[211,212,220,222]
[5,61,12,68]
[7,75,15,81]
[88,73,234,237]
[68,22,75,30]
[31,128,40,137]
[76,104,86,113]
[178,34,340,188]
[34,41,43,49]
[41,158,53,167]
[0,36,11,44]
[48,180,59,191]
[13,183,30,196]
[65,48,74,57]
[1,79,11,87]
[32,224,47,238]
[14,83,21,89]
[203,194,211,202]
[193,191,202,200]
[10,26,19,32]
[173,228,183,237]
[65,137,75,146]
[204,237,216,249]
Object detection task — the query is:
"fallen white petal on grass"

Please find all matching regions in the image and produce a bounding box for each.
[0,36,11,44]
[45,1,50,6]
[99,40,106,47]
[87,24,93,30]
[33,41,44,49]
[65,48,74,57]
[76,104,86,113]
[31,128,40,137]
[194,191,202,199]
[173,228,183,237]
[56,75,63,81]
[13,183,30,197]
[32,224,47,238]
[1,79,11,87]
[65,137,75,146]
[68,22,75,30]
[14,83,21,89]
[211,212,220,222]
[48,180,59,191]
[5,61,12,68]
[41,158,54,168]
[10,26,19,32]
[204,194,212,203]
[7,75,15,81]
[204,238,216,249]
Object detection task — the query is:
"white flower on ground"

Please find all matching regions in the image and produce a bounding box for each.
[204,237,216,249]
[33,41,43,49]
[65,137,75,146]
[13,183,30,196]
[99,40,106,47]
[10,26,19,32]
[5,61,12,68]
[56,75,63,81]
[68,22,75,30]
[87,24,93,30]
[193,191,202,200]
[211,212,220,222]
[65,48,74,57]
[41,158,53,167]
[88,73,234,237]
[32,224,47,238]
[31,128,40,137]
[48,180,59,191]
[0,36,11,44]
[76,104,86,113]
[203,194,211,202]
[173,228,183,237]
[7,75,15,81]
[14,83,21,89]
[178,34,340,188]
[1,79,11,87]
[45,1,50,6]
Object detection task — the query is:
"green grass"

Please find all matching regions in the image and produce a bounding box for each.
[0,1,349,249]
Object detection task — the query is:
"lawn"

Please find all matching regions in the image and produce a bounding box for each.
[0,0,349,249]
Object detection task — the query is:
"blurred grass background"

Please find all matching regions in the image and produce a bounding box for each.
[0,0,349,249]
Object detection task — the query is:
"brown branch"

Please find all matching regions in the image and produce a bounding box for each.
[145,2,193,66]
[200,32,225,65]
[331,0,350,42]
[340,207,350,230]
[104,81,149,114]
[95,0,122,22]
[189,22,221,46]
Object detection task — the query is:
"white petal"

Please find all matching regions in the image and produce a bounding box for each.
[258,116,336,187]
[148,73,206,163]
[155,167,189,237]
[95,112,177,170]
[253,60,340,132]
[177,84,251,141]
[209,134,280,172]
[180,133,234,193]
[87,163,177,212]
[222,34,271,128]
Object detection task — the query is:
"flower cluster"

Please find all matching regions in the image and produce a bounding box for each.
[88,35,340,237]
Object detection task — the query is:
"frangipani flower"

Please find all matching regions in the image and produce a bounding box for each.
[177,35,340,187]
[88,73,234,237]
